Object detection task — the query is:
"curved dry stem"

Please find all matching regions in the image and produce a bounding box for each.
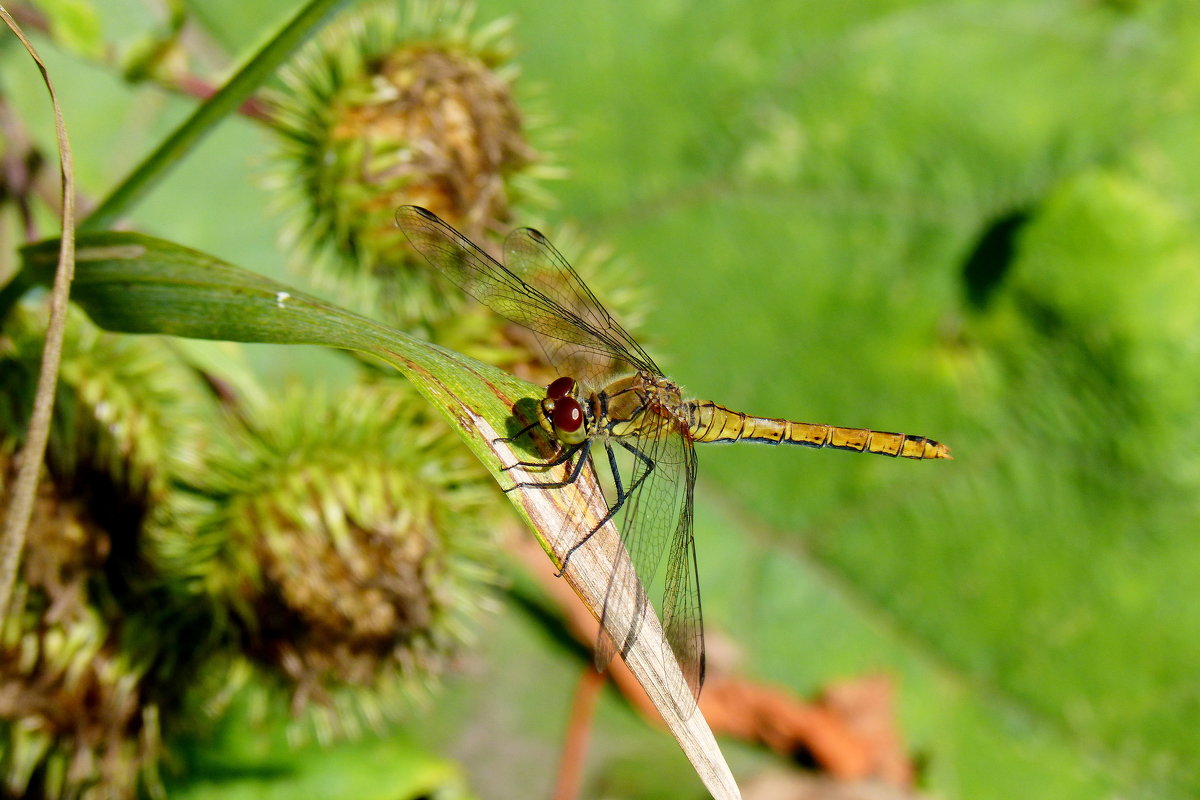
[0,6,77,623]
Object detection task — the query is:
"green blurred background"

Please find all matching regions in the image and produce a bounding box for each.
[4,1,1199,798]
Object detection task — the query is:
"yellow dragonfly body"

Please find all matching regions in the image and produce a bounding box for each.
[396,205,950,707]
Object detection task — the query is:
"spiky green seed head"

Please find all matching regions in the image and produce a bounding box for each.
[0,454,163,800]
[194,381,500,741]
[269,0,561,330]
[0,309,209,512]
[0,310,215,799]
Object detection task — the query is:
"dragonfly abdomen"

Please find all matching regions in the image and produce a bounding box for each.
[685,401,951,459]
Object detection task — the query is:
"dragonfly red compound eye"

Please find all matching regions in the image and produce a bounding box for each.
[547,376,575,399]
[552,397,584,432]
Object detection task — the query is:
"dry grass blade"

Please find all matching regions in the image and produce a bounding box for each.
[488,418,741,800]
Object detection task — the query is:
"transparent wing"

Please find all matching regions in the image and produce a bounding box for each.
[502,227,660,382]
[661,441,704,703]
[396,206,660,383]
[595,423,703,713]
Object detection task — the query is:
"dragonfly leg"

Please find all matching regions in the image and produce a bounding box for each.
[618,439,655,473]
[557,440,656,576]
[606,442,626,502]
[592,440,654,531]
[503,440,591,494]
[500,438,577,473]
[493,417,542,446]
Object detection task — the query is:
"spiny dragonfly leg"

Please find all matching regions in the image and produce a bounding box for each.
[503,440,591,495]
[557,440,656,576]
[493,418,542,446]
[500,438,577,473]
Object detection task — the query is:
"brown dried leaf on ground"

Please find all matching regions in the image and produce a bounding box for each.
[701,675,912,785]
[741,770,931,800]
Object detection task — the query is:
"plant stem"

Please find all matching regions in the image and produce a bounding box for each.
[79,0,346,233]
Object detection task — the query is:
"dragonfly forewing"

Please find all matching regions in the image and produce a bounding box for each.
[503,227,658,381]
[396,206,657,387]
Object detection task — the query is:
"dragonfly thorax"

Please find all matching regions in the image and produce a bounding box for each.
[602,372,688,439]
[538,372,687,446]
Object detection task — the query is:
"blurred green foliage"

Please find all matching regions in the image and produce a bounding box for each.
[3,0,1199,798]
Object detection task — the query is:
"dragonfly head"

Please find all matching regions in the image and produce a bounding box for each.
[541,376,588,445]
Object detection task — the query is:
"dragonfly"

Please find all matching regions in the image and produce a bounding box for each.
[396,205,951,710]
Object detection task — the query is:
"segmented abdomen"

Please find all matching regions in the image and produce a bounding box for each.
[685,400,951,460]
